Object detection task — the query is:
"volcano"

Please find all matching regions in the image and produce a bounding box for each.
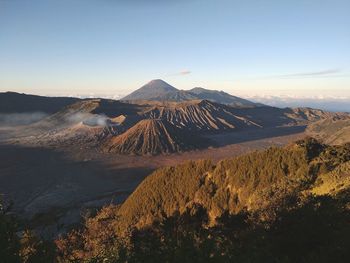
[104,119,203,155]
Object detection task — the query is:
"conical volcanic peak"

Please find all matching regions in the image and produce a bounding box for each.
[122,79,178,101]
[146,79,177,90]
[104,119,201,155]
[121,80,260,107]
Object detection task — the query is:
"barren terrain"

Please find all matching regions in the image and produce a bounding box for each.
[0,125,306,237]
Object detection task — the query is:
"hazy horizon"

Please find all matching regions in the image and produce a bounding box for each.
[1,0,349,97]
[3,78,350,112]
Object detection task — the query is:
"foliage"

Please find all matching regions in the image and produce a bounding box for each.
[57,190,350,263]
[56,138,350,262]
[0,199,55,263]
[3,138,350,262]
[0,200,21,262]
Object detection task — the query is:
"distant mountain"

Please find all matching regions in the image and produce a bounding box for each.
[0,92,80,114]
[122,79,178,101]
[149,90,198,102]
[187,87,259,107]
[230,106,347,128]
[122,79,260,107]
[5,90,348,155]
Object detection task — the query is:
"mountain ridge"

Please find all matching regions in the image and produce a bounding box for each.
[0,91,80,114]
[307,116,350,145]
[122,79,261,107]
[10,97,349,154]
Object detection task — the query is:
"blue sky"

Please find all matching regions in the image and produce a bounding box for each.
[0,0,349,97]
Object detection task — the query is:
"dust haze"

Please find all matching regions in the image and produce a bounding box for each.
[0,112,48,126]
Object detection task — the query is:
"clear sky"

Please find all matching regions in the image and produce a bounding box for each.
[0,0,349,97]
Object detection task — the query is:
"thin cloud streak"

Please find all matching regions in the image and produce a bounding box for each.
[240,68,346,81]
[278,68,341,78]
[170,70,191,76]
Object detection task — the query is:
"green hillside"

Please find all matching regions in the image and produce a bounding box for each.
[53,138,350,262]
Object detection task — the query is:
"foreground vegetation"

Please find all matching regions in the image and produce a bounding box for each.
[0,200,54,263]
[2,138,350,262]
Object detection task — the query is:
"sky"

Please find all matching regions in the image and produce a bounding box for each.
[0,0,350,98]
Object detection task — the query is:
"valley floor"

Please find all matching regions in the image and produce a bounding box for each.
[0,126,306,237]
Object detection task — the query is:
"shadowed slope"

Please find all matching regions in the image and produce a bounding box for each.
[0,92,80,114]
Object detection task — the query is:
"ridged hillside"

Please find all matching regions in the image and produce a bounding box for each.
[143,100,261,132]
[230,106,347,127]
[286,107,341,122]
[142,100,346,132]
[10,94,348,155]
[307,116,350,145]
[105,119,203,155]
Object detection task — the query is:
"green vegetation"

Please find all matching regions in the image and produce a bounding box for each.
[55,138,350,262]
[0,201,20,262]
[3,138,350,262]
[55,190,350,262]
[0,200,55,263]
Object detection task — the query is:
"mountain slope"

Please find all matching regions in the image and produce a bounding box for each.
[57,138,350,262]
[229,106,348,127]
[122,79,260,107]
[307,116,350,145]
[148,90,198,101]
[104,119,203,155]
[12,98,348,154]
[105,138,350,231]
[143,100,262,132]
[142,100,346,132]
[188,87,259,107]
[31,99,145,130]
[0,92,80,114]
[122,79,178,101]
[11,99,147,147]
